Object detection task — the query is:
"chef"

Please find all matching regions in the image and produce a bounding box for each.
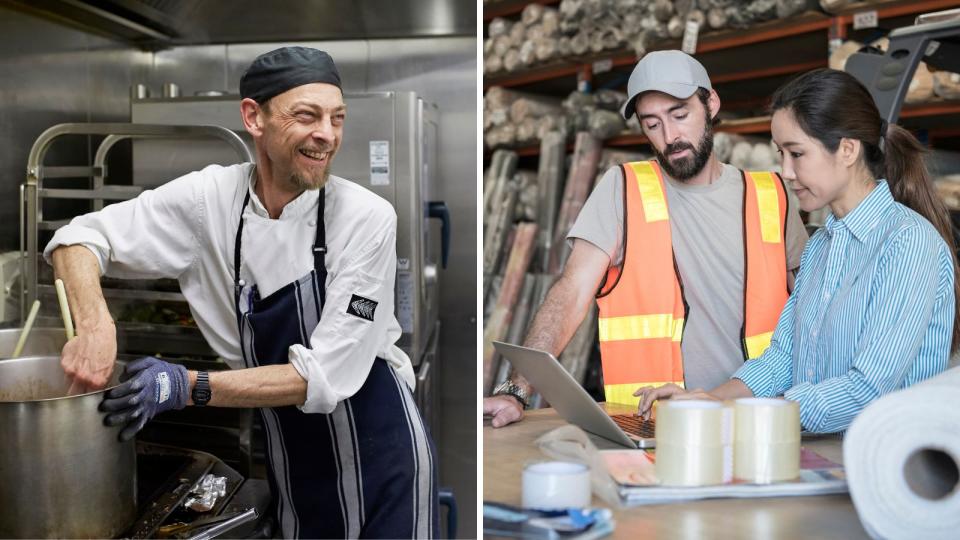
[44,46,438,539]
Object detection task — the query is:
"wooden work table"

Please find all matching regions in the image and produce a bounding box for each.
[484,408,869,539]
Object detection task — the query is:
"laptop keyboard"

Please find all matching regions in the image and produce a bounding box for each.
[610,414,656,439]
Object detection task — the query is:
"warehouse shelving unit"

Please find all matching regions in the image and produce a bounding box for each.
[484,0,960,160]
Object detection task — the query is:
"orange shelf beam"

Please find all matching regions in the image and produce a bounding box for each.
[484,0,960,91]
[899,101,960,118]
[710,60,828,84]
[483,0,560,22]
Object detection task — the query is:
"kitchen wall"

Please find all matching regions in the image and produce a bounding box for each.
[0,6,151,252]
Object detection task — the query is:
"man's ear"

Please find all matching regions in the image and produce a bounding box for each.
[707,88,721,122]
[240,98,264,137]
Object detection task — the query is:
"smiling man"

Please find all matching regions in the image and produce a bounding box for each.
[484,50,808,427]
[45,47,437,539]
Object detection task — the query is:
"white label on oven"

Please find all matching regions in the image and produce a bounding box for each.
[370,140,390,186]
[397,271,414,334]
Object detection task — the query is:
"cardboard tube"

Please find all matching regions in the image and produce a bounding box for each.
[54,279,75,340]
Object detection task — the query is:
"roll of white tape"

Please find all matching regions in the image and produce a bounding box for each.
[733,398,800,483]
[845,366,960,540]
[521,461,591,509]
[655,400,730,486]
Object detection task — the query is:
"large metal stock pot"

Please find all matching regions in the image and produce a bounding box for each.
[0,354,136,538]
[0,327,67,358]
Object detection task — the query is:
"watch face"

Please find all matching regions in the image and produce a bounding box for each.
[194,389,211,403]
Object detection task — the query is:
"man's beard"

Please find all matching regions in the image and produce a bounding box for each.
[289,150,335,190]
[291,166,331,190]
[653,120,714,182]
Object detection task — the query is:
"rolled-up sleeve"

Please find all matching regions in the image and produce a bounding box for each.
[43,172,202,279]
[288,210,398,414]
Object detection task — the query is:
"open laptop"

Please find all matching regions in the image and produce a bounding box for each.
[493,341,657,448]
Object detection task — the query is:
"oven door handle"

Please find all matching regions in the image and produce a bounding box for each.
[427,201,451,269]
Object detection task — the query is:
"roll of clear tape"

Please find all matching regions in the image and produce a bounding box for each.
[734,398,800,483]
[655,400,731,486]
[521,461,591,509]
[844,366,960,540]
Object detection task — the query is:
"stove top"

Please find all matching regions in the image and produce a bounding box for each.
[124,442,272,539]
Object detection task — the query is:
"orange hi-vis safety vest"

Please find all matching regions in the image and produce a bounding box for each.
[595,160,789,406]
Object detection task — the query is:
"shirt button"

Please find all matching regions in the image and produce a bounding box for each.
[308,220,316,227]
[823,291,831,300]
[807,369,815,378]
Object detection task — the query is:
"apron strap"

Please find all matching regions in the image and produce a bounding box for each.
[234,190,251,308]
[233,187,328,307]
[314,187,328,305]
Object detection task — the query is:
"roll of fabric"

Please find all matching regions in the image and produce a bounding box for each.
[828,40,864,71]
[503,48,521,72]
[844,366,960,540]
[521,2,546,26]
[667,15,685,38]
[518,40,537,67]
[907,62,935,103]
[652,0,674,22]
[488,17,510,38]
[707,6,728,29]
[933,72,960,100]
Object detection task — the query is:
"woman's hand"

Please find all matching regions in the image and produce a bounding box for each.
[633,383,719,420]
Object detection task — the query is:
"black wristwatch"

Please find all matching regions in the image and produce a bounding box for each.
[192,371,211,407]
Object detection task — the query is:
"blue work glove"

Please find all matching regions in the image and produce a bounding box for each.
[99,357,189,442]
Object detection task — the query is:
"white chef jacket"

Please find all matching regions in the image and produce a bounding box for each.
[43,163,414,414]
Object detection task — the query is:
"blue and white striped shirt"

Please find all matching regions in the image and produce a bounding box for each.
[733,181,954,433]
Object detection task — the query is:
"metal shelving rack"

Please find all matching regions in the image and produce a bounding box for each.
[20,123,253,350]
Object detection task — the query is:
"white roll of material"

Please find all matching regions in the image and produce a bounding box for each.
[522,461,592,509]
[734,398,800,483]
[655,400,733,486]
[844,366,960,540]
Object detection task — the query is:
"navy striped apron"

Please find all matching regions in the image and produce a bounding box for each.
[233,188,439,539]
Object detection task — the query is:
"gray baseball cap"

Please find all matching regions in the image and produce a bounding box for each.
[620,50,712,120]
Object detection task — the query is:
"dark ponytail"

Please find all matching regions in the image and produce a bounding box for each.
[770,68,960,352]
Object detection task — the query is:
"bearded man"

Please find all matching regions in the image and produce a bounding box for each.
[46,47,438,539]
[484,50,808,427]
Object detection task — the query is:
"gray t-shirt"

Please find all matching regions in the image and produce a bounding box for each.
[568,163,808,391]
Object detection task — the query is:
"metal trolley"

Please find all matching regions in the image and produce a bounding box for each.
[19,122,256,474]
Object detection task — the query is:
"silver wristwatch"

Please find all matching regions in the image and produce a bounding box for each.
[493,380,530,408]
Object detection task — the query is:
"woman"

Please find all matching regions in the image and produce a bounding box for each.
[635,68,959,433]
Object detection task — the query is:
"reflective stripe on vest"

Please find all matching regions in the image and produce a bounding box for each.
[742,171,789,359]
[595,161,788,407]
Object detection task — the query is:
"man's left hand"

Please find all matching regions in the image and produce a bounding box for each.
[99,357,189,442]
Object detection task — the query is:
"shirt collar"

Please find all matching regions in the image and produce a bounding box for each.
[247,167,323,220]
[829,181,893,242]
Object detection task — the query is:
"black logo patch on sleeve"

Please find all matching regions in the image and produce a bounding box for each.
[346,294,378,321]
